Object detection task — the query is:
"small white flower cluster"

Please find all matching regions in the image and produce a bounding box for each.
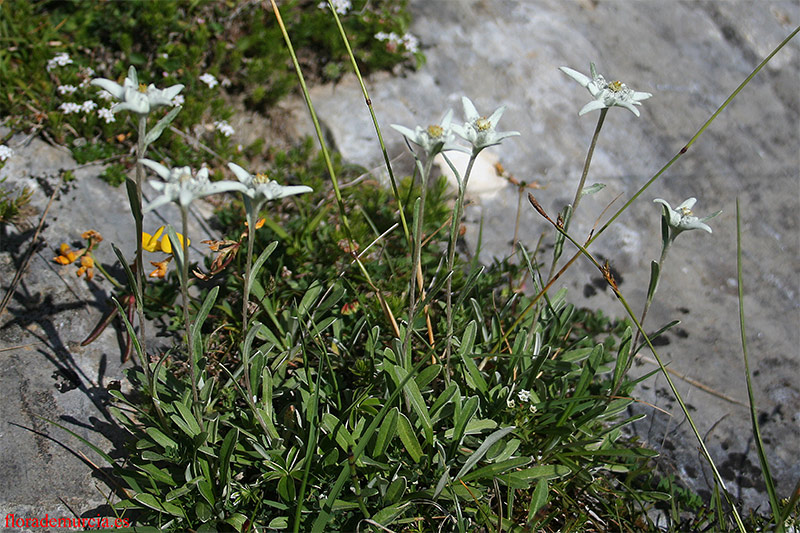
[317,0,351,15]
[47,53,73,71]
[214,120,235,137]
[58,100,98,114]
[57,84,78,95]
[98,107,115,124]
[0,145,14,162]
[374,31,419,54]
[199,73,218,89]
[506,389,537,412]
[97,90,114,101]
[171,94,184,107]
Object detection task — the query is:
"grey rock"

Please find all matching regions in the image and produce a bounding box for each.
[0,129,219,522]
[297,0,800,511]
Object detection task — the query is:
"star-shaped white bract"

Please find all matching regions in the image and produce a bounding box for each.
[227,162,313,215]
[559,63,652,117]
[452,96,519,152]
[91,66,184,116]
[653,197,721,235]
[391,110,465,158]
[141,159,246,212]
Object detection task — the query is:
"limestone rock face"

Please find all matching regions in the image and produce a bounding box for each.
[299,0,800,510]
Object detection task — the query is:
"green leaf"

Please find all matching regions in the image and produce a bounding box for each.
[125,177,143,226]
[580,182,606,198]
[133,493,185,517]
[386,363,433,446]
[248,241,279,291]
[498,464,570,488]
[143,105,181,147]
[112,244,140,310]
[218,427,238,498]
[396,412,423,463]
[429,382,458,422]
[173,401,201,437]
[461,456,531,482]
[192,286,219,359]
[455,426,515,480]
[297,280,323,319]
[459,321,487,393]
[137,463,176,486]
[372,502,410,526]
[415,364,441,390]
[267,517,289,529]
[321,412,355,451]
[164,225,185,283]
[527,479,549,523]
[450,395,478,449]
[144,427,178,452]
[384,476,407,505]
[373,407,398,458]
[646,260,660,305]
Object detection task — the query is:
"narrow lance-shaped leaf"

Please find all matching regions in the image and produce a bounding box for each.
[144,106,182,147]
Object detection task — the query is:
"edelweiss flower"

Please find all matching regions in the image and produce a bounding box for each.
[141,159,246,212]
[559,63,652,117]
[453,96,519,152]
[391,110,464,158]
[653,197,720,236]
[91,66,184,116]
[227,163,312,215]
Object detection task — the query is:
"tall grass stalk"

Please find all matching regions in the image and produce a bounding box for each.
[736,199,783,531]
[267,0,399,338]
[327,2,410,245]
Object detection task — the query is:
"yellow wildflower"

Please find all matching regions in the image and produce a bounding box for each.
[54,243,78,265]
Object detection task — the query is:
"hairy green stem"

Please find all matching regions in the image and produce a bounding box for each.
[181,208,200,420]
[407,155,434,363]
[445,152,477,380]
[547,108,606,281]
[242,210,256,404]
[135,117,149,380]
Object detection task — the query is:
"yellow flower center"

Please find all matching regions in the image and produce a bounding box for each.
[138,83,148,93]
[253,173,271,184]
[608,80,624,92]
[679,206,693,216]
[475,117,491,132]
[427,125,444,138]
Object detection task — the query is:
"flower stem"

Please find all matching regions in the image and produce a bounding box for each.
[242,210,256,403]
[134,117,151,385]
[181,207,200,420]
[570,108,606,217]
[406,155,434,366]
[444,152,477,381]
[548,108,606,281]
